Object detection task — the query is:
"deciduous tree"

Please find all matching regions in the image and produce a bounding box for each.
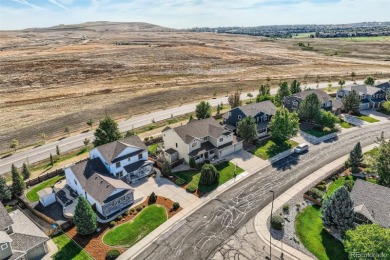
[269,108,299,142]
[11,164,25,196]
[298,93,321,122]
[195,101,211,119]
[74,196,98,235]
[87,119,93,129]
[338,78,345,89]
[351,72,356,82]
[199,164,219,186]
[237,116,257,143]
[342,90,360,115]
[259,84,270,96]
[228,90,242,108]
[275,82,291,105]
[316,110,339,129]
[364,76,375,86]
[246,93,253,102]
[321,186,354,234]
[374,132,390,187]
[94,116,123,146]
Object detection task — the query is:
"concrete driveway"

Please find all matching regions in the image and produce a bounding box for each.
[359,109,390,122]
[129,176,200,209]
[224,150,268,174]
[341,114,367,126]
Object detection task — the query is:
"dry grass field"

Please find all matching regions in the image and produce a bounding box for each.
[1,22,390,152]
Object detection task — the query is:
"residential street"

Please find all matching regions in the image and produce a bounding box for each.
[0,79,371,175]
[130,122,390,260]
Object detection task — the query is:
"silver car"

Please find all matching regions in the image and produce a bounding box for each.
[294,143,309,154]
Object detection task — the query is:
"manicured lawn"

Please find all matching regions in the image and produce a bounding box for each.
[148,142,162,155]
[326,176,353,198]
[250,139,298,160]
[339,121,353,129]
[52,232,92,260]
[303,128,338,138]
[295,205,347,260]
[357,115,379,123]
[103,205,167,247]
[173,161,244,193]
[26,175,65,202]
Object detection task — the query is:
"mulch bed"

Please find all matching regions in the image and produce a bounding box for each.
[65,196,182,260]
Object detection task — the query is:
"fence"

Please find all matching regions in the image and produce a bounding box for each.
[25,169,64,187]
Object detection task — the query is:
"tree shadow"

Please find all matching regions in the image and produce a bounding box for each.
[320,229,348,260]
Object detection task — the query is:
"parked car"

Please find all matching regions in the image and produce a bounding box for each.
[294,143,309,154]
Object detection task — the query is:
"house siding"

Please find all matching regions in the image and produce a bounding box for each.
[0,242,12,259]
[163,129,190,163]
[223,108,247,127]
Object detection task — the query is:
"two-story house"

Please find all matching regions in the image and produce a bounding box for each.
[64,135,154,219]
[0,203,49,260]
[284,89,342,115]
[336,84,387,109]
[162,118,243,164]
[375,81,390,93]
[222,101,277,137]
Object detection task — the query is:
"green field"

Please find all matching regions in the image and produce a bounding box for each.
[103,205,167,247]
[26,175,65,202]
[292,32,315,38]
[338,36,390,42]
[52,232,92,260]
[173,161,244,193]
[250,139,298,160]
[295,206,347,260]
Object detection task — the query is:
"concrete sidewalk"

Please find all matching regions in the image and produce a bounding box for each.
[253,143,377,260]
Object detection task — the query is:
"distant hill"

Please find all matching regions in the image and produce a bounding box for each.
[24,21,175,32]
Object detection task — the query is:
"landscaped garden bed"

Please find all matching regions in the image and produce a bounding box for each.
[172,161,244,196]
[64,195,181,260]
[250,139,298,160]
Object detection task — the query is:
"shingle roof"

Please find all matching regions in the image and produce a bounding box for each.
[343,84,383,95]
[9,209,47,238]
[37,187,53,198]
[171,118,230,144]
[96,136,147,164]
[238,100,277,117]
[9,233,48,252]
[350,179,390,228]
[0,231,12,243]
[70,158,133,204]
[375,81,390,91]
[0,203,14,229]
[123,160,154,173]
[291,89,332,104]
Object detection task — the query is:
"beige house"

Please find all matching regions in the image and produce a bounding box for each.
[162,118,243,164]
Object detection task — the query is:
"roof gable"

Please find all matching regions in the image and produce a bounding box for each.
[0,203,14,229]
[237,100,277,117]
[291,89,332,104]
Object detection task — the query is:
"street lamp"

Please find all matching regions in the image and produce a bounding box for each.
[269,190,275,260]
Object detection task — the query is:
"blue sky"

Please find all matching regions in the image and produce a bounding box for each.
[1,0,389,30]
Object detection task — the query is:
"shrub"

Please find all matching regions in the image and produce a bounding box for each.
[109,221,116,228]
[172,202,180,211]
[117,215,122,221]
[105,249,121,260]
[136,205,143,212]
[199,164,219,186]
[282,204,289,213]
[351,166,360,173]
[344,179,355,192]
[316,184,327,191]
[130,208,135,213]
[307,188,324,200]
[175,178,186,186]
[148,192,157,204]
[189,157,197,168]
[320,180,326,185]
[271,215,285,230]
[186,184,197,193]
[123,210,129,216]
[344,160,350,169]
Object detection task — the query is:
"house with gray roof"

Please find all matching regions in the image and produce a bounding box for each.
[350,179,390,228]
[375,81,390,93]
[284,89,342,115]
[336,84,387,110]
[162,118,243,164]
[64,135,153,220]
[222,100,277,138]
[0,203,49,260]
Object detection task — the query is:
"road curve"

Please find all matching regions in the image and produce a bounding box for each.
[130,122,390,260]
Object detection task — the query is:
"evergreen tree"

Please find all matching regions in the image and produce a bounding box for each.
[342,90,361,115]
[94,116,123,146]
[83,138,90,147]
[162,159,172,176]
[298,93,321,122]
[74,196,97,235]
[228,90,242,108]
[195,101,211,119]
[350,72,356,82]
[22,163,31,180]
[50,153,54,166]
[349,142,363,169]
[275,81,291,105]
[290,80,301,94]
[269,108,299,142]
[56,145,61,156]
[199,164,219,186]
[189,157,197,169]
[216,104,221,115]
[321,186,354,234]
[374,132,390,187]
[0,176,12,201]
[11,164,25,196]
[364,76,375,86]
[237,116,257,143]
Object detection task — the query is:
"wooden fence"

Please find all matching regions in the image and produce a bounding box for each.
[25,169,64,187]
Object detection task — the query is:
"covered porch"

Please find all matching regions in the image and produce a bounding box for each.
[257,122,270,137]
[124,160,154,183]
[189,142,218,163]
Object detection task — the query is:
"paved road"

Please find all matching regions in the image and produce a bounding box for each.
[0,79,369,174]
[132,122,390,260]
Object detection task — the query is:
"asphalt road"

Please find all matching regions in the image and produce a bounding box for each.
[132,122,390,260]
[0,79,369,175]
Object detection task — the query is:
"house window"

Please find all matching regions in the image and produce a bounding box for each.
[5,226,10,232]
[192,142,197,148]
[74,179,78,186]
[176,143,178,148]
[219,138,223,142]
[116,162,121,168]
[256,117,259,122]
[238,115,242,120]
[1,243,8,250]
[203,137,208,141]
[138,154,142,160]
[118,171,124,178]
[263,115,268,121]
[292,101,298,108]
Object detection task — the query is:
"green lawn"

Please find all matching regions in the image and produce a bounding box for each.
[148,142,162,155]
[173,161,244,193]
[339,121,353,129]
[52,232,92,260]
[357,115,379,123]
[103,205,167,247]
[250,139,298,160]
[26,175,65,202]
[326,176,353,198]
[303,128,338,138]
[295,205,347,260]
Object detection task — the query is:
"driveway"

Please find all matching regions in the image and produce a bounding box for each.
[129,176,200,209]
[341,114,367,126]
[359,109,390,122]
[224,150,268,174]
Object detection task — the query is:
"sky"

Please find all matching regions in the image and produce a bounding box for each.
[0,0,389,30]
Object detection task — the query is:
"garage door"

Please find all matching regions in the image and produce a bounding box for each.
[220,146,234,157]
[234,142,243,152]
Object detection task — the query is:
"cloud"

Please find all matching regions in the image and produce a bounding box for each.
[48,0,71,11]
[11,0,41,10]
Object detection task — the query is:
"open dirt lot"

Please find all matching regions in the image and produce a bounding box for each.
[1,22,390,153]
